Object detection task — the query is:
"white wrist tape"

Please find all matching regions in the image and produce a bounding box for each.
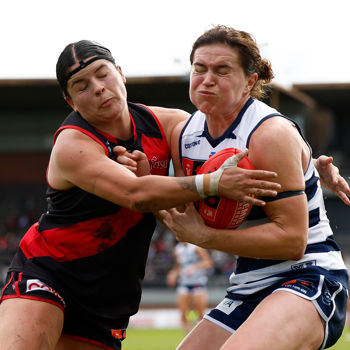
[195,154,240,198]
[195,174,206,198]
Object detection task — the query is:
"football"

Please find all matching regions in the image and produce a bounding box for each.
[195,148,254,229]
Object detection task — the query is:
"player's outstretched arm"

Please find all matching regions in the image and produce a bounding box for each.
[314,155,350,205]
[115,144,281,208]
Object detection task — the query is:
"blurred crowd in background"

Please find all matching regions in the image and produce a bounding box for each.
[0,192,39,285]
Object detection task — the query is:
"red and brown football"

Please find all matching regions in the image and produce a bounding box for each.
[196,148,254,229]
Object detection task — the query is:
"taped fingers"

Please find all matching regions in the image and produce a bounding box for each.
[221,154,240,168]
[220,150,249,169]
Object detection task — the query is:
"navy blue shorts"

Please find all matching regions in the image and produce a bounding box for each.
[177,284,207,295]
[1,271,126,350]
[205,274,348,349]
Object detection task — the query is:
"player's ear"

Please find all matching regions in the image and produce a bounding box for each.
[246,73,258,92]
[65,96,77,112]
[116,65,126,84]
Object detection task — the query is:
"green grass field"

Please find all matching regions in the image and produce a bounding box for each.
[122,328,350,350]
[123,328,184,350]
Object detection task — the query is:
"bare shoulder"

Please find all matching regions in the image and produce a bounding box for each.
[252,116,299,146]
[148,106,190,151]
[53,129,105,169]
[250,117,304,161]
[149,106,190,129]
[249,116,306,190]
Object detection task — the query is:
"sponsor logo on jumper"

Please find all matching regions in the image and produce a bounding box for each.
[150,156,168,170]
[291,260,316,270]
[185,140,200,149]
[26,279,66,307]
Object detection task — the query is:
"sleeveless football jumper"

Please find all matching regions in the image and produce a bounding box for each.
[1,102,171,349]
[175,242,208,288]
[179,97,348,349]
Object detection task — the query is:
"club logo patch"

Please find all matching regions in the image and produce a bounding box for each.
[291,260,316,270]
[216,298,243,315]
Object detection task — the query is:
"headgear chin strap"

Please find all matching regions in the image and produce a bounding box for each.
[64,55,116,92]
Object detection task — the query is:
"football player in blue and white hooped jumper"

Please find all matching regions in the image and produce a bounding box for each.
[167,241,213,334]
[164,25,349,350]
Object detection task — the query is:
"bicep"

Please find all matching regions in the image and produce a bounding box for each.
[52,130,137,206]
[265,193,308,231]
[249,119,309,237]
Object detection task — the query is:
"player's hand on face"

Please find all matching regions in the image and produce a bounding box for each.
[163,203,208,246]
[218,151,281,206]
[316,155,350,205]
[113,146,150,177]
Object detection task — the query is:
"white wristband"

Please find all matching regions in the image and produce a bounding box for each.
[195,174,206,198]
[195,173,219,197]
